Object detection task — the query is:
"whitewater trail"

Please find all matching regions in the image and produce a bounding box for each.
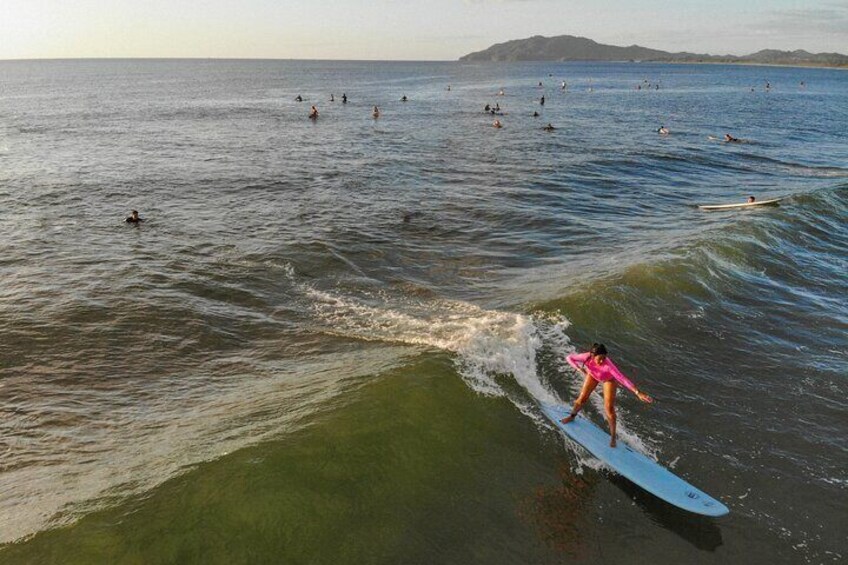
[288,264,659,465]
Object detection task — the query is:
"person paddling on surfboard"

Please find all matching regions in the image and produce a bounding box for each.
[561,343,653,447]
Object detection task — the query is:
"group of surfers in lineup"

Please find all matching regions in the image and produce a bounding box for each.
[295,76,788,145]
[297,91,410,120]
[294,81,754,144]
[294,84,564,132]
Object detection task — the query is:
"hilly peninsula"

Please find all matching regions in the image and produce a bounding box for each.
[459,35,848,68]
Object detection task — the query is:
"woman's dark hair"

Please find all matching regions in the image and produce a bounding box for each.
[590,343,608,356]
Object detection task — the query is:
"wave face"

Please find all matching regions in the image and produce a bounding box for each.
[0,60,846,563]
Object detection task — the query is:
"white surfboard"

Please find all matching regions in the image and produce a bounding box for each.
[698,198,782,211]
[541,402,729,517]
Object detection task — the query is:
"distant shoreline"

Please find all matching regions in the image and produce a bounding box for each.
[644,60,847,71]
[457,59,848,71]
[459,34,848,70]
[0,57,845,70]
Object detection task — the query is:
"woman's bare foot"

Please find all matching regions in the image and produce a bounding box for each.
[560,415,575,424]
[609,437,617,448]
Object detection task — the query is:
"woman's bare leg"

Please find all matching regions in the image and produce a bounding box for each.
[603,381,618,447]
[561,374,598,423]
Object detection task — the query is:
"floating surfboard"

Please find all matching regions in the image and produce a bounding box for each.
[698,198,782,211]
[541,402,729,517]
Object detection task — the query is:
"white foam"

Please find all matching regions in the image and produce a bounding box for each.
[305,284,560,405]
[292,265,656,472]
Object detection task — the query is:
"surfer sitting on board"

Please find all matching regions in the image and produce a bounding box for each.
[561,343,653,447]
[125,210,144,224]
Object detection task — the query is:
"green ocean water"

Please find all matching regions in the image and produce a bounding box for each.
[3,355,738,564]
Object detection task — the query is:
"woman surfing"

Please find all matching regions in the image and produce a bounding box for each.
[561,343,653,447]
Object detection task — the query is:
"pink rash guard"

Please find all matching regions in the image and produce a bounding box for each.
[566,352,637,393]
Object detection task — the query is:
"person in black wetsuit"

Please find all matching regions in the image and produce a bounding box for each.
[540,95,545,105]
[295,95,303,102]
[125,210,144,224]
[342,93,348,104]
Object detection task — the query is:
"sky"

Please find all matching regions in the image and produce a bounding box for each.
[1,0,846,60]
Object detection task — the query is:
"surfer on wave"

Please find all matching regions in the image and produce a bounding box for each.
[561,343,653,447]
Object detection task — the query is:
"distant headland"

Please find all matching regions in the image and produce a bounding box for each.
[459,35,848,68]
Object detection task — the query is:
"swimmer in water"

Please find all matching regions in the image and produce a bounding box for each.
[401,95,408,102]
[533,111,539,117]
[724,133,740,143]
[657,126,670,135]
[540,95,545,105]
[342,93,348,104]
[125,210,144,224]
[295,95,303,102]
[372,106,380,118]
[484,104,491,112]
[493,119,502,128]
[309,106,318,119]
[542,123,555,131]
[561,343,653,448]
[747,196,756,203]
[498,89,505,96]
[561,81,567,90]
[330,94,335,102]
